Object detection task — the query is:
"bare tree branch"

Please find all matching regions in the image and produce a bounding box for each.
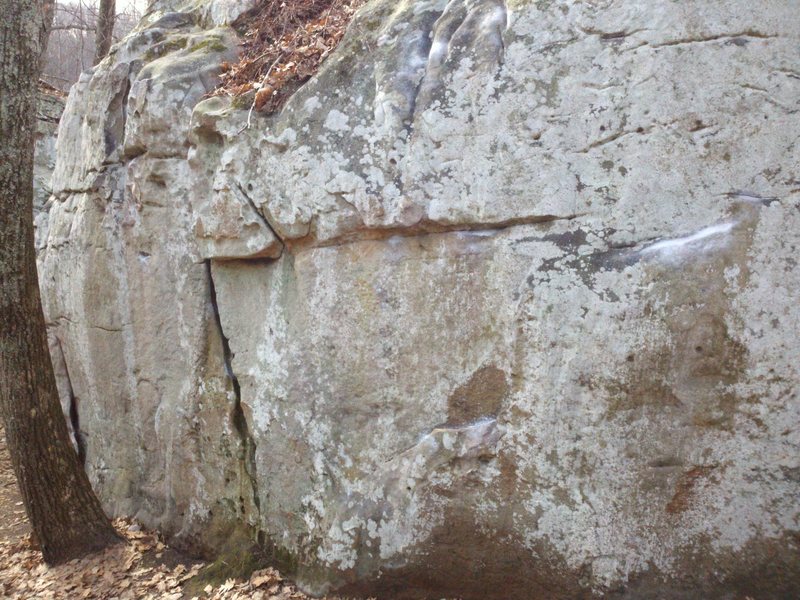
[41,0,141,91]
[51,23,94,31]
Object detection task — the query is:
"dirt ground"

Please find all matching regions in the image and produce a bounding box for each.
[0,429,30,546]
[0,427,359,600]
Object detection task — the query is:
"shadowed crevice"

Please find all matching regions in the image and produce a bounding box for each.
[55,336,86,466]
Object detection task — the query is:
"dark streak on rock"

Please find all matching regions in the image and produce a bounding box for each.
[665,465,718,514]
[445,366,509,426]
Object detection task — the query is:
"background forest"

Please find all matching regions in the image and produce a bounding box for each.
[42,0,146,91]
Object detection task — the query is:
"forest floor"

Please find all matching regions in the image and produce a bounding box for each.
[0,427,355,600]
[0,429,30,546]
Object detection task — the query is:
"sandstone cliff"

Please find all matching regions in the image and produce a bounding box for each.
[39,0,800,597]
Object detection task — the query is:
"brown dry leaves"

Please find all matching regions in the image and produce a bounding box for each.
[0,519,199,600]
[0,519,337,600]
[202,567,309,600]
[38,79,68,99]
[214,0,365,114]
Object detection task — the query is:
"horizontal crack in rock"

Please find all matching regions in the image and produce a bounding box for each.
[286,213,585,251]
[650,31,777,48]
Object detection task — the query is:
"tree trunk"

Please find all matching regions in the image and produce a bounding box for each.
[0,0,120,565]
[93,0,115,65]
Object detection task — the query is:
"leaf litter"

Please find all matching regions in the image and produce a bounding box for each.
[0,517,376,599]
[212,0,366,114]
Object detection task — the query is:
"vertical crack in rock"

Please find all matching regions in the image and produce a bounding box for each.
[206,261,261,516]
[402,9,437,129]
[371,0,441,143]
[68,387,87,466]
[104,65,133,160]
[56,337,87,465]
[120,76,131,143]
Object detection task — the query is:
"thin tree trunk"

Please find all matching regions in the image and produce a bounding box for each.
[93,0,115,65]
[0,0,120,565]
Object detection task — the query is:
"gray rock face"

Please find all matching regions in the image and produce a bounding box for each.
[33,88,65,251]
[40,0,800,597]
[39,0,260,554]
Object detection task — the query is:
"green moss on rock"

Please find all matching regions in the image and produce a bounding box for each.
[144,36,189,62]
[190,38,228,54]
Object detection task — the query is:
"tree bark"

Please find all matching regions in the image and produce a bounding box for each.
[93,0,115,65]
[0,0,120,565]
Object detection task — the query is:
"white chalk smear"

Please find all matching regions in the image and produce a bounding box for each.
[641,221,734,255]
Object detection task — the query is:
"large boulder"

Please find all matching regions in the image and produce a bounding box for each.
[41,0,800,597]
[39,0,261,555]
